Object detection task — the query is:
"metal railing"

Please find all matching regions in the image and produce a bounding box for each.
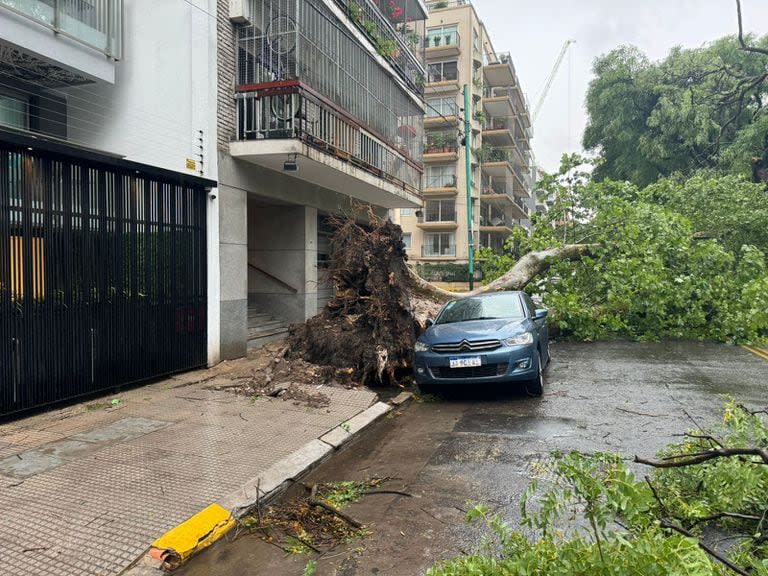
[0,0,122,59]
[426,0,471,11]
[422,244,456,257]
[423,200,457,222]
[237,86,422,194]
[425,173,458,188]
[425,28,459,48]
[334,0,426,91]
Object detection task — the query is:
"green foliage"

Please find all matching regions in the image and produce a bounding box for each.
[644,174,768,254]
[427,454,716,576]
[654,399,768,528]
[527,157,768,344]
[427,402,768,575]
[584,36,768,186]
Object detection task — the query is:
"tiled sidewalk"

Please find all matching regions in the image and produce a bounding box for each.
[0,357,377,576]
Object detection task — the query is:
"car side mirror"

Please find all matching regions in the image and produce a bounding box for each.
[425,318,435,328]
[534,309,548,321]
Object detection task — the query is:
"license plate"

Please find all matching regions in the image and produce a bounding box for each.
[449,357,482,369]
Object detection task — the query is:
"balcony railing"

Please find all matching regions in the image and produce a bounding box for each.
[334,0,426,92]
[425,29,460,49]
[422,244,456,257]
[425,174,457,188]
[0,0,122,58]
[237,85,422,194]
[423,202,457,222]
[426,0,471,11]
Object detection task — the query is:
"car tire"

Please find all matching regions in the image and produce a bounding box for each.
[526,351,544,397]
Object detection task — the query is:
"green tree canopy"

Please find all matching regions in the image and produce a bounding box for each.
[584,35,768,186]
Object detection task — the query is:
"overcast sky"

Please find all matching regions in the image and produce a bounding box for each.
[475,0,768,172]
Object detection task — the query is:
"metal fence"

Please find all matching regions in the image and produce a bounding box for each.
[0,139,208,416]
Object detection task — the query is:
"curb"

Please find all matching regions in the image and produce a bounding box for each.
[743,345,768,361]
[121,399,400,574]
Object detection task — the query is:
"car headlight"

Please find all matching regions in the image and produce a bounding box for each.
[414,341,430,352]
[504,332,534,346]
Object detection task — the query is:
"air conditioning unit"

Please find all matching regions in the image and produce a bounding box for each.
[229,0,251,24]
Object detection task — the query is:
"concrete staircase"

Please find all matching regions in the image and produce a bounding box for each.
[247,306,290,350]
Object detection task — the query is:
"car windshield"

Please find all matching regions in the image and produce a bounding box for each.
[435,294,525,325]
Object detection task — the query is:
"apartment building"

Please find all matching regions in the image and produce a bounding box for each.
[217,0,427,358]
[394,0,532,265]
[0,0,219,415]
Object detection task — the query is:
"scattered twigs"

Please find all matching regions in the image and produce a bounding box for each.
[635,447,768,468]
[688,512,762,528]
[363,489,413,498]
[309,497,364,529]
[616,407,663,418]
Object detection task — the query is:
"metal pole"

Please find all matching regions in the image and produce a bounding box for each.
[463,84,474,290]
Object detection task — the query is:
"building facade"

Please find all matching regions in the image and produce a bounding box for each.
[0,0,220,415]
[394,0,532,265]
[216,0,427,358]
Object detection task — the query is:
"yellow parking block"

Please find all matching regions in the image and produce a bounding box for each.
[743,345,768,362]
[150,504,235,570]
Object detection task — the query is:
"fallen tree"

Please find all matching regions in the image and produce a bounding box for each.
[407,243,596,302]
[288,213,593,386]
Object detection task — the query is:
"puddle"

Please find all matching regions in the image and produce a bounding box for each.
[454,413,580,438]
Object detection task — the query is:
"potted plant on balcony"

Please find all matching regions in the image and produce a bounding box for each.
[434,1,448,8]
[378,39,399,59]
[448,174,458,188]
[348,1,363,23]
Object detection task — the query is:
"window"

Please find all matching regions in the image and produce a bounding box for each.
[425,25,459,48]
[428,61,458,83]
[426,97,458,118]
[0,93,29,130]
[401,208,412,216]
[402,233,412,249]
[426,165,457,189]
[424,199,456,222]
[423,232,455,257]
[473,28,480,53]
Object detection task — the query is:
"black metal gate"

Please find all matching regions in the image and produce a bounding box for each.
[0,136,210,416]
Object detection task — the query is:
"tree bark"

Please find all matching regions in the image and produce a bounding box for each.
[409,244,596,302]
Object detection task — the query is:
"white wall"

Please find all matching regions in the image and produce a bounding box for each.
[66,0,217,182]
[66,0,221,365]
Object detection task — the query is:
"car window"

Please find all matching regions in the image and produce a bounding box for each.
[523,294,536,317]
[435,294,525,325]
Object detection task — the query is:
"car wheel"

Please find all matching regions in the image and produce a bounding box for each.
[526,351,544,397]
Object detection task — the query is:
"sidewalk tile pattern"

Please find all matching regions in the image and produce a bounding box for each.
[0,365,376,576]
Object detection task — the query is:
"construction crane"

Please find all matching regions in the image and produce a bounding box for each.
[532,39,575,123]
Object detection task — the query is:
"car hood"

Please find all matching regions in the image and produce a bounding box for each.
[424,318,529,343]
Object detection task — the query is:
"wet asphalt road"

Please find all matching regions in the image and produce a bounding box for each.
[179,341,767,576]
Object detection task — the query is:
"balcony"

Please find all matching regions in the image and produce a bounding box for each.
[424,133,459,162]
[233,84,422,209]
[426,0,472,12]
[425,98,459,128]
[424,173,458,194]
[484,52,517,88]
[482,119,515,147]
[0,0,122,58]
[426,63,460,94]
[424,28,460,59]
[418,201,458,229]
[334,0,426,92]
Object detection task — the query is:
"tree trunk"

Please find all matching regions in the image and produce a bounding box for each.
[408,244,596,302]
